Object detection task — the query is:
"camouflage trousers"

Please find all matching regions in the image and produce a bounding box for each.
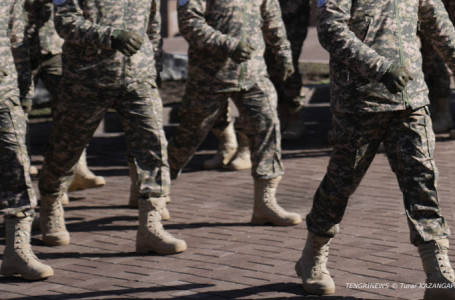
[306,106,450,246]
[168,77,283,179]
[27,55,62,155]
[39,81,170,199]
[0,97,36,217]
[31,54,62,116]
[264,0,310,115]
[211,99,236,135]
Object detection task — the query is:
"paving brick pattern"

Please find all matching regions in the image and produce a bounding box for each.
[2,92,455,300]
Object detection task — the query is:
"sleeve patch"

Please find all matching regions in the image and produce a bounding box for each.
[178,0,189,6]
[317,0,327,7]
[53,0,67,5]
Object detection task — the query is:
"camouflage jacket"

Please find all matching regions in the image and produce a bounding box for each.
[177,0,292,92]
[0,0,33,103]
[25,0,64,62]
[53,0,162,89]
[318,0,455,113]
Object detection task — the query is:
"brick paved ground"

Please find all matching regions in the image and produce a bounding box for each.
[1,87,455,300]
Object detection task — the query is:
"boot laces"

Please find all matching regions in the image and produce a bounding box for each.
[311,240,330,276]
[46,201,63,228]
[14,230,39,263]
[264,194,291,218]
[437,253,455,281]
[146,212,175,240]
[15,247,39,263]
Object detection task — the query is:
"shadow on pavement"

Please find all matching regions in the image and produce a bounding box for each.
[0,280,367,299]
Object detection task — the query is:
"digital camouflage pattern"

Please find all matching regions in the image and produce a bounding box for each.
[421,38,451,101]
[24,0,64,62]
[39,0,170,199]
[318,0,455,113]
[265,0,310,111]
[0,99,36,217]
[0,0,33,107]
[0,0,36,216]
[169,79,283,179]
[168,0,292,179]
[420,0,455,102]
[307,108,450,245]
[177,0,292,93]
[25,0,63,116]
[308,0,455,245]
[52,0,162,90]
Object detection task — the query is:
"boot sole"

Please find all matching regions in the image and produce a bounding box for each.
[251,216,301,226]
[136,243,187,255]
[68,182,105,192]
[303,284,335,296]
[295,260,335,295]
[42,235,70,246]
[1,268,54,281]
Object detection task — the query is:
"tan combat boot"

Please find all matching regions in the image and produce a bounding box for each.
[295,232,335,295]
[136,197,186,255]
[418,239,455,299]
[202,122,238,170]
[282,111,306,140]
[1,215,54,280]
[68,149,105,192]
[251,176,302,226]
[40,194,70,246]
[432,97,453,133]
[229,132,252,171]
[29,165,38,176]
[60,192,69,205]
[127,160,170,220]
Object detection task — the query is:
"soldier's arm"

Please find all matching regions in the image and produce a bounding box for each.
[147,0,163,72]
[10,0,34,111]
[419,0,455,73]
[53,0,115,50]
[317,0,393,81]
[177,0,239,57]
[24,0,38,39]
[261,0,293,70]
[24,0,45,62]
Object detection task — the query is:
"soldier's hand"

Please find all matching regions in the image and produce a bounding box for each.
[382,65,414,94]
[232,37,255,64]
[281,61,295,82]
[111,30,144,57]
[0,67,7,84]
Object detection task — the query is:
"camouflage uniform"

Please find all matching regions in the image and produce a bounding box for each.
[420,0,454,106]
[169,0,292,179]
[308,0,455,246]
[211,0,310,156]
[0,0,36,217]
[420,0,455,132]
[265,0,310,113]
[24,0,64,114]
[38,0,170,199]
